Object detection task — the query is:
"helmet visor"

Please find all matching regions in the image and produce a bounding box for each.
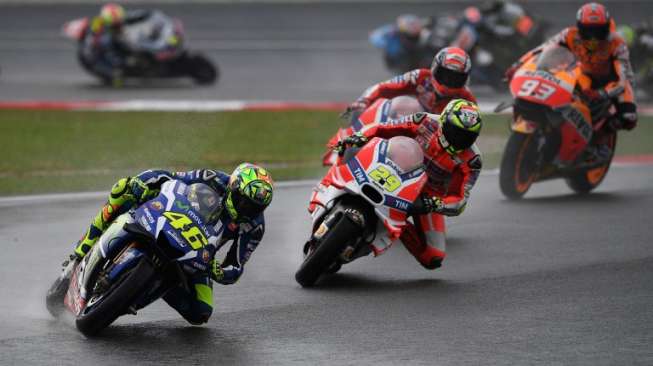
[578,24,609,40]
[434,67,468,89]
[442,121,478,151]
[231,190,266,221]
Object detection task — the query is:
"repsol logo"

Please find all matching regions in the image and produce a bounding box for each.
[561,107,592,141]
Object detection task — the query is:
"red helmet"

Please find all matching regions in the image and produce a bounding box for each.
[100,3,125,28]
[576,2,610,40]
[430,47,472,89]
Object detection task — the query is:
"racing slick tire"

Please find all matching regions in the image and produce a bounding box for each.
[75,257,155,337]
[295,210,362,287]
[566,132,617,194]
[500,132,538,200]
[187,53,218,85]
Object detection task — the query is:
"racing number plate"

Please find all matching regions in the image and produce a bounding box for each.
[162,211,208,250]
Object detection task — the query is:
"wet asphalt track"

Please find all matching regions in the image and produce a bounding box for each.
[0,1,652,102]
[1,2,653,365]
[1,165,652,365]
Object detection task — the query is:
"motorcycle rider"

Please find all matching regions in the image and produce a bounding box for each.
[347,47,477,121]
[335,99,482,270]
[505,2,637,164]
[80,3,130,86]
[61,164,274,325]
[451,1,534,53]
[370,14,434,73]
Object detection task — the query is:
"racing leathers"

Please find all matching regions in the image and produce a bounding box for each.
[353,69,477,117]
[71,169,265,324]
[356,112,482,269]
[79,16,129,85]
[79,10,155,85]
[510,25,637,163]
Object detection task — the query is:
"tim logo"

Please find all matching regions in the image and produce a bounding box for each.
[353,167,366,183]
[394,200,409,211]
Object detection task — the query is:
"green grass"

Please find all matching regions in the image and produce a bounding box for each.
[0,110,651,196]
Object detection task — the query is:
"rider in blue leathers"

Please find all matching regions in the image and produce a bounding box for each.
[63,164,274,324]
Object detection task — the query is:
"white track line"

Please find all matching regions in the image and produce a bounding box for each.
[1,165,650,205]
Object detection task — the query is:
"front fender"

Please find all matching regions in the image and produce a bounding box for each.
[511,115,538,134]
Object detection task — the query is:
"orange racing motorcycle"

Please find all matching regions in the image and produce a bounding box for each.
[497,46,618,199]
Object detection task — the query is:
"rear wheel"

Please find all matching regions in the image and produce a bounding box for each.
[566,132,617,194]
[499,132,538,199]
[187,53,218,85]
[295,211,362,287]
[75,257,154,337]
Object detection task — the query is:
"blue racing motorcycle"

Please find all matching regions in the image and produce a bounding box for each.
[46,180,222,336]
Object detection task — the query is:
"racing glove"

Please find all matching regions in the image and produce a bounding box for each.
[504,62,521,82]
[341,97,371,119]
[334,132,369,156]
[410,194,443,215]
[127,177,150,204]
[583,88,609,103]
[210,259,225,282]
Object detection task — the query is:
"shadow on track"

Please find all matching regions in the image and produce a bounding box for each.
[80,322,246,362]
[77,79,201,90]
[310,272,450,294]
[499,192,638,205]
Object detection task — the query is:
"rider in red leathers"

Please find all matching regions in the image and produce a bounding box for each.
[347,47,477,118]
[335,99,483,270]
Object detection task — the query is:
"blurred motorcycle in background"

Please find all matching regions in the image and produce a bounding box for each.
[369,14,437,75]
[371,2,549,90]
[63,10,218,86]
[497,46,618,199]
[619,22,653,98]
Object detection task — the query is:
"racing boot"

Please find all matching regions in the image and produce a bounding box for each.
[400,224,445,270]
[72,177,146,258]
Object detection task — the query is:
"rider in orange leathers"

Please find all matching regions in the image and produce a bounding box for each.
[506,2,637,164]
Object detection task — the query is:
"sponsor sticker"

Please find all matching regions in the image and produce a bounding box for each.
[202,249,211,263]
[150,201,164,211]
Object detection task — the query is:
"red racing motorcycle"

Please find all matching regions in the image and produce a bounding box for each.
[322,96,425,166]
[498,46,618,199]
[297,136,427,287]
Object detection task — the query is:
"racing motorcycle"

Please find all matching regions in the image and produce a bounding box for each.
[369,17,437,74]
[297,136,427,287]
[497,45,618,199]
[46,181,222,336]
[323,95,425,166]
[62,10,218,85]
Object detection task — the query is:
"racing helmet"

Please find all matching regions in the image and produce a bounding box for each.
[100,3,126,28]
[431,47,472,89]
[225,163,274,222]
[439,99,482,154]
[576,2,611,41]
[396,14,423,43]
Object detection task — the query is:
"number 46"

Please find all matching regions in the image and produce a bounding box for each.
[516,79,556,101]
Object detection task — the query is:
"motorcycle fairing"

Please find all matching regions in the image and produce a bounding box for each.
[311,138,426,255]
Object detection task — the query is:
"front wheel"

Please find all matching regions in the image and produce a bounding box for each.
[295,212,362,287]
[565,132,617,194]
[75,257,155,337]
[499,132,539,200]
